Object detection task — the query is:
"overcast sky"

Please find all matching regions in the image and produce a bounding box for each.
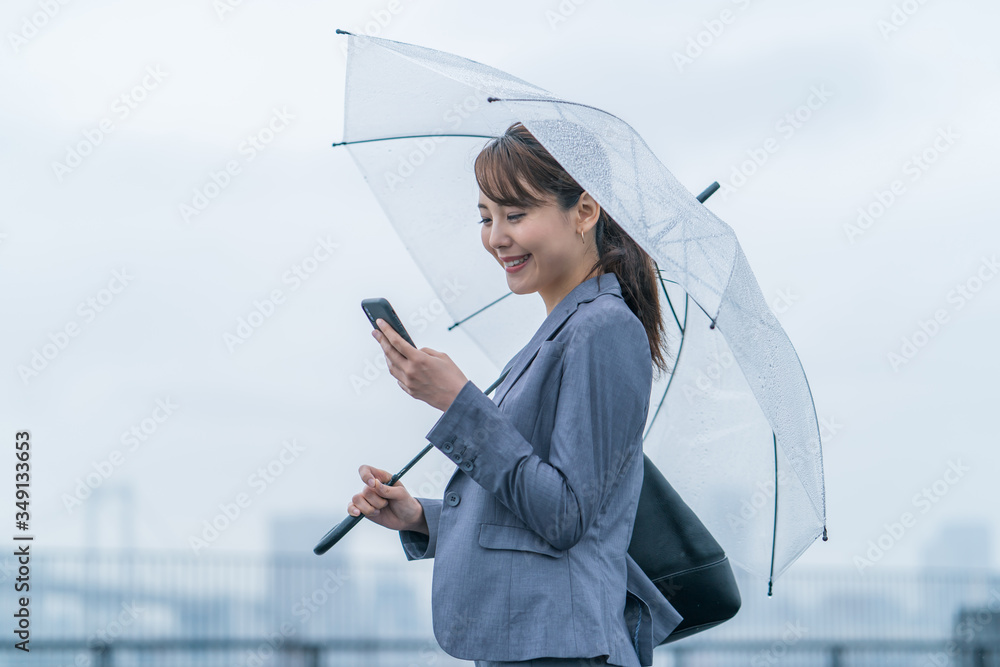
[1,0,998,578]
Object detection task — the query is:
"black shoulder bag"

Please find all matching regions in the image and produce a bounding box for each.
[628,453,742,643]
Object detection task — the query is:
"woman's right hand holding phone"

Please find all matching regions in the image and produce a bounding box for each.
[349,464,428,535]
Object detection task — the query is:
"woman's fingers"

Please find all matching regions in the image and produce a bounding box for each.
[350,488,385,517]
[358,464,389,487]
[348,464,420,531]
[376,318,418,357]
[353,464,402,519]
[373,323,409,369]
[373,478,401,498]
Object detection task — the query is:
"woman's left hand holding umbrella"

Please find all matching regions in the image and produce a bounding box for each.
[313,316,469,555]
[372,317,469,412]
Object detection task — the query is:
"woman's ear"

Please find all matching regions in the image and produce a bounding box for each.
[577,191,602,232]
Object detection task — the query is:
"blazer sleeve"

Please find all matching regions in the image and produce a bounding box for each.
[423,310,651,551]
[398,497,443,560]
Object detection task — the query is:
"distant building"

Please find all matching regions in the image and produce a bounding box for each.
[920,520,993,571]
[949,595,1000,667]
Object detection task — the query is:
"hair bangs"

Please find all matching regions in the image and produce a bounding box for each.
[475,136,548,209]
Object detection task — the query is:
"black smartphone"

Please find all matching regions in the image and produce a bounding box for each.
[361,298,416,348]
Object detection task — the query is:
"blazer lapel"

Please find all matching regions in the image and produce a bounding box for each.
[490,272,623,407]
[491,305,577,407]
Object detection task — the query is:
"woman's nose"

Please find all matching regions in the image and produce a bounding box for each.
[488,220,509,249]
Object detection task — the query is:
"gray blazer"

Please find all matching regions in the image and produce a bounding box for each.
[399,271,683,666]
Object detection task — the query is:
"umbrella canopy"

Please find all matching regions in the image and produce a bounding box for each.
[334,29,827,593]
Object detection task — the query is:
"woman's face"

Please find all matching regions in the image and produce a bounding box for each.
[478,184,600,309]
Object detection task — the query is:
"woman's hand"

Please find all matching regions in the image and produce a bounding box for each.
[349,464,427,534]
[372,318,469,412]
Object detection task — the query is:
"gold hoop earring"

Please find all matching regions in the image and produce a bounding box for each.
[580,231,585,244]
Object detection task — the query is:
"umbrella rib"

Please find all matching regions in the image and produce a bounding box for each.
[446,291,515,331]
[654,267,717,329]
[656,263,683,335]
[487,96,633,128]
[643,280,689,441]
[331,133,498,147]
[768,430,778,597]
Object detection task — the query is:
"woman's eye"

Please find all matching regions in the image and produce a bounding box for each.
[477,213,523,225]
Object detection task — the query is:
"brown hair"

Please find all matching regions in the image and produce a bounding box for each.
[474,121,673,377]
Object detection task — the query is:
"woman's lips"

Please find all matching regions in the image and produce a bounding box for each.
[503,254,531,273]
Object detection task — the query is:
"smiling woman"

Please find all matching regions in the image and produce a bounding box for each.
[350,120,684,667]
[474,122,672,375]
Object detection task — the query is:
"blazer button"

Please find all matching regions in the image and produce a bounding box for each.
[451,451,462,463]
[445,491,460,507]
[441,441,455,454]
[460,460,474,472]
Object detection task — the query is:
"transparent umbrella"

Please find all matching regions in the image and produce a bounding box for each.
[320,29,828,596]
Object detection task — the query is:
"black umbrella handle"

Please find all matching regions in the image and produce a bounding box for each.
[313,368,511,556]
[313,442,434,555]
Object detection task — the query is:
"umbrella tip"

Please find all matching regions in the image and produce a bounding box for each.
[822,525,828,541]
[336,28,353,35]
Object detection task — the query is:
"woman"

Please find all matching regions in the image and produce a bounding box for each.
[347,122,681,667]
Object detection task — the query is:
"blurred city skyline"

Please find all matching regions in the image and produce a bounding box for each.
[1,512,997,665]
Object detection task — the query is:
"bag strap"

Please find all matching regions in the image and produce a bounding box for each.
[485,368,510,396]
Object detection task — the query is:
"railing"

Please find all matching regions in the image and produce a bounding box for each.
[2,549,997,666]
[2,638,999,666]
